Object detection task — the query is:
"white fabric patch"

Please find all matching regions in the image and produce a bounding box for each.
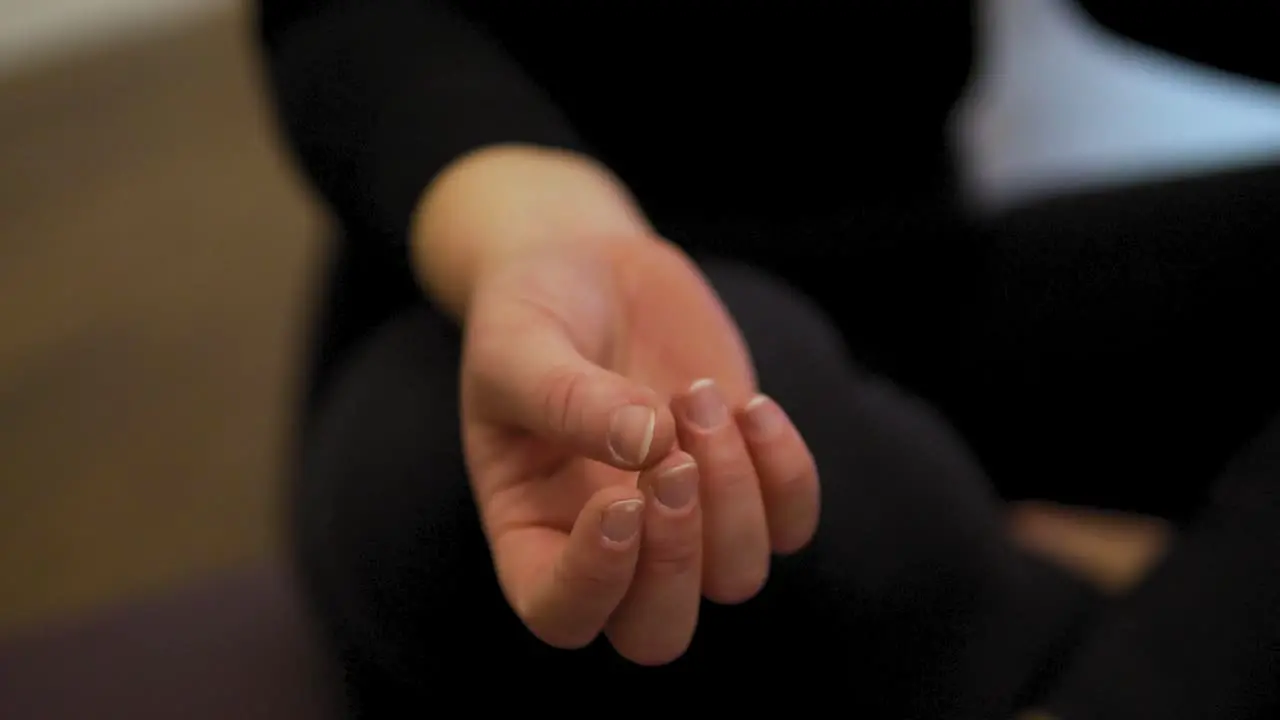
[953,0,1280,213]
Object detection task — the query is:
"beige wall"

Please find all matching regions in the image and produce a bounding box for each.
[0,6,320,632]
[0,0,231,76]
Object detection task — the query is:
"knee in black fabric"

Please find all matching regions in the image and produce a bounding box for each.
[700,258,861,403]
[701,258,1003,566]
[295,305,531,685]
[692,260,1021,705]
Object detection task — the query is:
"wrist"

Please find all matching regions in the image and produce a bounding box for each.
[410,143,651,318]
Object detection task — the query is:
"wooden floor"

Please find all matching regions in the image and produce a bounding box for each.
[0,7,321,633]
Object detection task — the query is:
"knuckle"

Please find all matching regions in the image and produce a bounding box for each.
[577,561,630,591]
[537,365,590,435]
[705,461,758,494]
[557,553,629,597]
[641,537,700,577]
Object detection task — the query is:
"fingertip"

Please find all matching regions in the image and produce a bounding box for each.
[585,485,646,549]
[611,631,695,667]
[771,520,818,556]
[600,498,645,549]
[766,472,821,555]
[642,404,680,468]
[642,450,697,478]
[702,563,769,606]
[671,378,731,435]
[735,393,787,441]
[639,451,700,514]
[606,404,655,467]
[605,400,677,470]
[588,482,646,506]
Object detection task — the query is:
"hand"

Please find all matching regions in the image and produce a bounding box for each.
[459,237,820,665]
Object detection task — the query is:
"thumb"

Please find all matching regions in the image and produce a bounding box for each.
[467,315,676,470]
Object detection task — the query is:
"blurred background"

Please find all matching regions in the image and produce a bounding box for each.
[0,0,320,634]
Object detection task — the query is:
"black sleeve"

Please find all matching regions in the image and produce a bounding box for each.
[1039,413,1280,719]
[256,0,586,241]
[1077,0,1280,84]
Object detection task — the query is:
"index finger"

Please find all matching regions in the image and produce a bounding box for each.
[491,485,645,649]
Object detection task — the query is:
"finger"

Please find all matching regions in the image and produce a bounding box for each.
[494,485,645,649]
[736,394,821,554]
[672,378,771,604]
[1008,501,1173,595]
[607,452,703,665]
[468,317,675,471]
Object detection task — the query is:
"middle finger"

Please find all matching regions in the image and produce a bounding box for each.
[672,378,771,604]
[606,451,703,665]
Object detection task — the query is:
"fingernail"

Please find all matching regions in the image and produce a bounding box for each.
[741,395,785,439]
[655,463,698,510]
[681,379,728,430]
[601,499,644,543]
[608,405,655,466]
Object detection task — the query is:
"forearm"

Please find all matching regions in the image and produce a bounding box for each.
[410,144,653,318]
[257,0,588,242]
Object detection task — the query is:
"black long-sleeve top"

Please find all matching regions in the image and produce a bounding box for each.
[257,2,1280,717]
